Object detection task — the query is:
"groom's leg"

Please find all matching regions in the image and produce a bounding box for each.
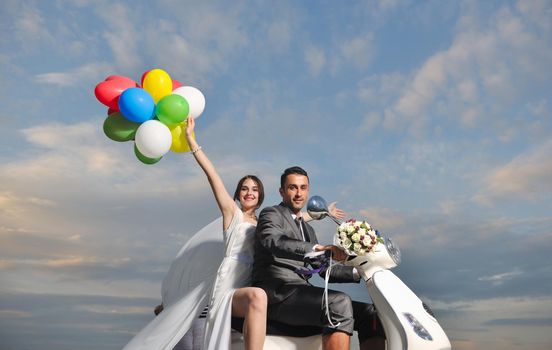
[267,284,355,336]
[351,301,385,350]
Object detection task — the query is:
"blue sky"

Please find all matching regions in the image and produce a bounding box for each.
[1,1,551,349]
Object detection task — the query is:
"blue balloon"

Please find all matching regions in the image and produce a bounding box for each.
[118,88,155,123]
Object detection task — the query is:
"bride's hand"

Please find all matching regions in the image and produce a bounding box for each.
[185,116,195,141]
[328,202,346,220]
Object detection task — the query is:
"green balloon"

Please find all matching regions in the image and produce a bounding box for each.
[103,113,140,142]
[155,94,189,126]
[134,144,162,165]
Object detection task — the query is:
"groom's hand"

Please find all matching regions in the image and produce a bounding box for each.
[314,244,348,262]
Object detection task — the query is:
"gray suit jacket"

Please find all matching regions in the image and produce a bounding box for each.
[252,203,356,304]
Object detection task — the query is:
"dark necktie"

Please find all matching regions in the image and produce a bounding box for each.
[295,217,309,242]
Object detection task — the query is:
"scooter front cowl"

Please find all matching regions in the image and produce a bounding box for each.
[368,270,451,350]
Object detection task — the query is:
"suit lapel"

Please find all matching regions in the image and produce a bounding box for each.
[278,203,304,241]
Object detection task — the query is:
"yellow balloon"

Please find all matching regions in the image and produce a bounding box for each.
[170,122,195,153]
[143,68,173,103]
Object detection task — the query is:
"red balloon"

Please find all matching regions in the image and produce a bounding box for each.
[106,75,124,81]
[95,78,138,109]
[172,79,183,90]
[140,70,151,87]
[105,75,139,86]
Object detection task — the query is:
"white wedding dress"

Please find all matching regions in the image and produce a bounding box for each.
[122,207,255,350]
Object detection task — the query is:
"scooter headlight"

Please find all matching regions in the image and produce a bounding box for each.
[385,237,401,265]
[403,312,433,341]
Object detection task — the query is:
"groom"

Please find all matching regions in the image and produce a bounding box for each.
[252,166,385,350]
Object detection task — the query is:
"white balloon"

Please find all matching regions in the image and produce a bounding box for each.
[135,120,172,158]
[173,86,206,118]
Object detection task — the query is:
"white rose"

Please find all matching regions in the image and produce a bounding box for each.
[342,238,352,248]
[353,243,362,252]
[351,233,361,243]
[347,225,355,234]
[358,228,366,236]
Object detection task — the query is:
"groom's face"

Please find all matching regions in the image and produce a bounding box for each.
[280,174,309,214]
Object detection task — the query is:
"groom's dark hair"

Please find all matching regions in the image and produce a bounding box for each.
[280,166,309,188]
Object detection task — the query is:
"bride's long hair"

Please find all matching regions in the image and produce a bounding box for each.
[233,175,265,209]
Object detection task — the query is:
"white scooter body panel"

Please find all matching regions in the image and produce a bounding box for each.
[368,270,451,350]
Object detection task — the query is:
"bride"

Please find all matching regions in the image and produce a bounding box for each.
[123,116,344,350]
[183,116,268,350]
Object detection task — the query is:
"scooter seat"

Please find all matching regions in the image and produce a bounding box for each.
[231,317,322,337]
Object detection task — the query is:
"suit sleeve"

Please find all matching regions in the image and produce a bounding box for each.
[256,206,316,261]
[303,221,358,283]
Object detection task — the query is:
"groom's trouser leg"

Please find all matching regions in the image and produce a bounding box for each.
[266,284,355,335]
[351,301,385,344]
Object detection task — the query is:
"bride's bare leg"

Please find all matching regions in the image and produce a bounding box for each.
[232,287,267,350]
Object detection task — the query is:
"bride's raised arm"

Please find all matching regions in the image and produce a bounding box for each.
[185,117,236,229]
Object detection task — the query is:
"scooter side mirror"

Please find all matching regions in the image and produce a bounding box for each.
[307,195,342,225]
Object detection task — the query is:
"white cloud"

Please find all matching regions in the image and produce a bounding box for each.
[340,34,376,70]
[439,296,552,350]
[516,0,552,32]
[388,2,552,135]
[528,99,550,118]
[22,122,98,149]
[266,21,292,53]
[304,45,326,76]
[478,268,523,285]
[137,3,248,86]
[476,140,552,201]
[96,3,141,69]
[395,51,447,118]
[13,4,54,49]
[34,62,113,87]
[358,207,406,232]
[360,112,381,133]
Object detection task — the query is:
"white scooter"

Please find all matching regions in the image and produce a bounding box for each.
[307,195,451,350]
[231,195,451,350]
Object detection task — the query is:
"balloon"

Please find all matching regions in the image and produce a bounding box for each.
[135,120,172,158]
[103,113,140,142]
[172,79,183,90]
[142,68,172,103]
[118,87,155,123]
[105,75,138,85]
[155,94,189,126]
[169,122,195,153]
[95,77,138,110]
[173,86,205,118]
[134,143,162,165]
[140,70,151,87]
[107,107,118,115]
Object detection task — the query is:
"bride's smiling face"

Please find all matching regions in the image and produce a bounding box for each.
[238,178,260,210]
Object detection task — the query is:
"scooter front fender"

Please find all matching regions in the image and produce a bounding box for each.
[368,270,451,350]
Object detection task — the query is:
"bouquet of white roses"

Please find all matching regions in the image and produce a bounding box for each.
[335,219,384,256]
